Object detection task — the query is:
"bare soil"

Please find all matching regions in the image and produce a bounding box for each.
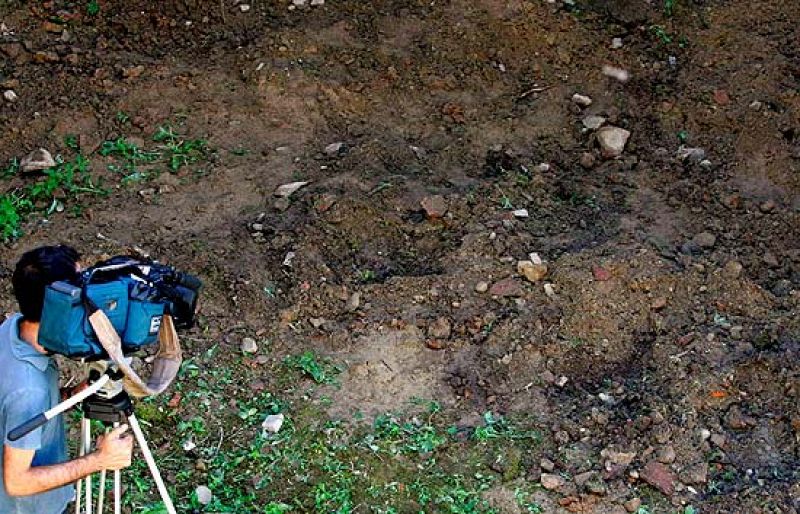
[1,0,798,512]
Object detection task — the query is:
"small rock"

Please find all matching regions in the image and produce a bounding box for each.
[324,142,346,156]
[425,339,445,350]
[603,449,636,468]
[572,93,593,107]
[475,281,489,293]
[543,283,556,297]
[700,429,711,440]
[657,445,676,464]
[311,0,325,5]
[428,317,452,339]
[239,3,251,11]
[676,146,706,163]
[680,462,708,485]
[713,89,731,106]
[43,21,63,33]
[582,115,606,130]
[541,457,555,472]
[274,181,310,198]
[640,461,676,496]
[759,199,776,213]
[512,208,529,218]
[240,337,258,354]
[489,278,523,297]
[574,471,595,487]
[529,252,543,265]
[309,317,326,329]
[20,148,56,172]
[693,231,717,248]
[541,473,565,490]
[556,376,569,387]
[195,485,213,505]
[593,266,611,281]
[274,197,291,211]
[651,297,668,311]
[518,261,548,282]
[346,292,361,312]
[726,405,756,430]
[596,126,631,158]
[579,152,596,169]
[182,439,196,452]
[624,498,641,513]
[762,251,779,268]
[421,195,447,219]
[723,261,743,279]
[3,89,17,102]
[611,37,623,49]
[586,479,607,495]
[602,65,630,82]
[262,413,285,433]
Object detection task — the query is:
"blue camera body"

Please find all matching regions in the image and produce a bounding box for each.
[39,280,165,359]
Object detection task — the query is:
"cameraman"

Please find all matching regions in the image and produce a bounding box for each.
[1,245,133,514]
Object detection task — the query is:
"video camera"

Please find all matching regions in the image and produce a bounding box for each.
[38,256,202,360]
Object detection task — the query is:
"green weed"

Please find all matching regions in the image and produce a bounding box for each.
[283,351,341,384]
[86,0,100,16]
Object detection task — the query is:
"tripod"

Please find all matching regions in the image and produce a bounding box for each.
[9,363,177,514]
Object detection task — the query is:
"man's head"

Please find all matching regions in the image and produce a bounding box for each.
[12,245,81,322]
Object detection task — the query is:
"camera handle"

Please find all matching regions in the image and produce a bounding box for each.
[8,374,111,441]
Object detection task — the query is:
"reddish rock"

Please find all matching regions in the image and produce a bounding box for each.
[713,89,730,106]
[640,461,676,496]
[489,278,523,297]
[421,195,447,219]
[592,266,611,281]
[425,339,445,350]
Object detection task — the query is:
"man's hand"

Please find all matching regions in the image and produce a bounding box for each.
[94,424,133,470]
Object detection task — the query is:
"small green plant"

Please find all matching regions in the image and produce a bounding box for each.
[357,269,376,283]
[650,25,673,45]
[115,110,130,123]
[664,0,676,16]
[283,351,341,384]
[86,0,100,15]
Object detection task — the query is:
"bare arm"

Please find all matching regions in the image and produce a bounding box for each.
[3,424,133,497]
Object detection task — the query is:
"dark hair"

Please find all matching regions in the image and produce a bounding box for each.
[12,245,81,322]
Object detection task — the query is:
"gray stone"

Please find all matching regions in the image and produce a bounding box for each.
[693,232,717,248]
[676,146,706,162]
[540,457,555,472]
[20,148,56,172]
[262,413,285,433]
[324,142,345,156]
[540,473,565,490]
[680,462,708,485]
[596,126,631,158]
[346,292,361,312]
[428,317,452,339]
[241,337,258,354]
[195,485,213,505]
[274,181,310,198]
[475,281,489,293]
[3,89,17,102]
[582,115,606,130]
[572,93,592,107]
[657,445,676,464]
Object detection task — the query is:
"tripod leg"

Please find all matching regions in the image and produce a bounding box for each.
[83,418,93,514]
[113,422,121,514]
[127,414,177,514]
[76,417,87,514]
[96,426,111,513]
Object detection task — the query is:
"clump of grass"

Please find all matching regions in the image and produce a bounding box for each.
[283,351,342,384]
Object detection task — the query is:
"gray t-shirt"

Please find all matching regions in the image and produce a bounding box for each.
[0,314,72,514]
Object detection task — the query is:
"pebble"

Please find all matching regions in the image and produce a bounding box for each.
[556,376,569,387]
[700,429,711,440]
[20,148,56,172]
[540,457,555,472]
[579,152,596,169]
[420,195,447,219]
[657,445,676,464]
[679,462,708,485]
[624,498,642,512]
[324,142,346,156]
[760,199,776,213]
[3,89,17,102]
[262,413,285,433]
[676,146,706,163]
[543,283,556,297]
[692,231,716,248]
[195,485,213,505]
[540,473,565,490]
[640,461,676,496]
[596,126,631,158]
[292,0,307,5]
[274,181,310,198]
[475,281,489,293]
[592,266,611,281]
[239,3,251,11]
[346,292,361,312]
[582,115,606,130]
[723,261,743,279]
[311,0,325,5]
[517,260,548,282]
[601,65,630,82]
[428,317,452,339]
[489,278,523,297]
[571,93,593,107]
[512,208,529,218]
[240,337,258,354]
[762,251,779,268]
[611,37,623,49]
[529,252,543,265]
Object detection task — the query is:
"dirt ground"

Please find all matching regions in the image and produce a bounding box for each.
[1,0,799,512]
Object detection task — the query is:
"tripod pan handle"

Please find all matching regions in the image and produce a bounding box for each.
[9,413,47,441]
